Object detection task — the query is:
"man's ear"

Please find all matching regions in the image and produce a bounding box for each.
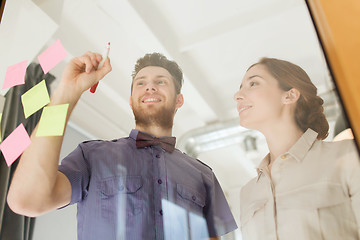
[129,97,133,110]
[282,88,300,104]
[175,94,184,109]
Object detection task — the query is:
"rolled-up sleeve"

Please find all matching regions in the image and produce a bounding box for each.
[205,173,238,237]
[58,143,91,205]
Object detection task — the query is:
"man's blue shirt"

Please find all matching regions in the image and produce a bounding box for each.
[58,129,237,239]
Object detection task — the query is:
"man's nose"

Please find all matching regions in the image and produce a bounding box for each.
[146,83,157,92]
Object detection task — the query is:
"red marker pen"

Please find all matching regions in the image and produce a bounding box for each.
[90,42,110,93]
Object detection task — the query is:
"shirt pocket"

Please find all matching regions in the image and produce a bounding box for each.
[99,176,143,220]
[176,183,206,215]
[240,199,267,239]
[317,193,358,239]
[277,182,358,239]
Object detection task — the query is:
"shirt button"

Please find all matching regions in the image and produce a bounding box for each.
[192,196,196,201]
[281,155,286,159]
[159,210,163,215]
[156,154,160,158]
[157,179,162,184]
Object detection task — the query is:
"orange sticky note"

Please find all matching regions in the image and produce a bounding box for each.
[0,123,31,167]
[2,60,28,89]
[38,39,67,74]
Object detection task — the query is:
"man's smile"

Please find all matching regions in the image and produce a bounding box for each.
[142,95,162,103]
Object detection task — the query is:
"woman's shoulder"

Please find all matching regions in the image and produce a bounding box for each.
[313,139,359,168]
[316,138,357,153]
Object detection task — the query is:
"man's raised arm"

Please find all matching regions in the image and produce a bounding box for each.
[7,52,111,217]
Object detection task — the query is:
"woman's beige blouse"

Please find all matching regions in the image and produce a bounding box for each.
[240,128,360,240]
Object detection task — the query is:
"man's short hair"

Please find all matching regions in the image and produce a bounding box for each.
[131,53,183,94]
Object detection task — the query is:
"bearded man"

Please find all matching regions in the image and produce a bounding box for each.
[8,52,237,240]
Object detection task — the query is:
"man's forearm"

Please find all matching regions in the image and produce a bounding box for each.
[7,84,78,216]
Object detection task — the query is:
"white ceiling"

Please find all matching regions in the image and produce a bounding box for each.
[1,0,339,210]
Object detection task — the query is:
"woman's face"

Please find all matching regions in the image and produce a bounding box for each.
[234,64,287,130]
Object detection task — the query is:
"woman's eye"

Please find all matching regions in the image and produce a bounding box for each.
[249,81,257,87]
[158,80,165,84]
[137,82,144,86]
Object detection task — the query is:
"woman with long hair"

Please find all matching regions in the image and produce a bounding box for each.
[234,58,360,239]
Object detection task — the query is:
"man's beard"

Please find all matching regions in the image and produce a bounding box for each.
[132,103,176,130]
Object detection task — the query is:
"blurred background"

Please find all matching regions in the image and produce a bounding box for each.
[0,0,345,239]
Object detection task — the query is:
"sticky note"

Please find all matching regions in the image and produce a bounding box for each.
[0,123,31,167]
[2,60,28,89]
[38,39,67,74]
[21,80,50,118]
[0,95,5,113]
[36,104,69,137]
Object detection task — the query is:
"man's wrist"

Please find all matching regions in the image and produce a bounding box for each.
[50,82,81,109]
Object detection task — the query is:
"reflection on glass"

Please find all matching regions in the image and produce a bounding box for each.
[1,0,358,240]
[162,198,210,240]
[189,212,210,239]
[333,113,354,141]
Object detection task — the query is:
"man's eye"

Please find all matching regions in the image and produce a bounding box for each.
[137,82,144,86]
[158,80,165,84]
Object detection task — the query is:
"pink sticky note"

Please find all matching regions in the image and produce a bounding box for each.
[0,123,31,167]
[38,39,67,74]
[2,60,28,89]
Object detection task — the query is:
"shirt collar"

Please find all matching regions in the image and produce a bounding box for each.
[257,154,270,176]
[130,129,157,140]
[256,128,318,177]
[129,129,172,139]
[129,129,139,140]
[288,128,318,162]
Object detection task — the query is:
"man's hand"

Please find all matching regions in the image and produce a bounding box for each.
[59,51,112,102]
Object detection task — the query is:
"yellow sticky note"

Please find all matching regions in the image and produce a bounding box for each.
[21,80,50,118]
[36,104,69,137]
